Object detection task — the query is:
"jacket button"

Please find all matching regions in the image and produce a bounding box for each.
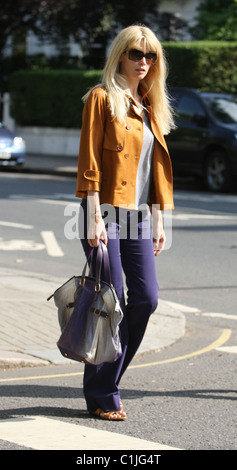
[116,145,123,151]
[124,154,129,159]
[126,125,131,130]
[121,181,127,186]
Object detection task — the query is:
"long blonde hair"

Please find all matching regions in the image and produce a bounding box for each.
[84,25,175,135]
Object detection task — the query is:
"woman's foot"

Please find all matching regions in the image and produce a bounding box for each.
[90,406,127,421]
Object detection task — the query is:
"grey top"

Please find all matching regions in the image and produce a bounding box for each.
[135,110,155,209]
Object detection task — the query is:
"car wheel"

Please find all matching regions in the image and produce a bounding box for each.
[204,151,231,192]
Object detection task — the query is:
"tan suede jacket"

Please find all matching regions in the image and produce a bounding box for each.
[75,86,174,210]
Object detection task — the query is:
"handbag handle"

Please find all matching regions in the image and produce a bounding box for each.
[80,241,111,291]
[95,241,111,289]
[80,248,93,280]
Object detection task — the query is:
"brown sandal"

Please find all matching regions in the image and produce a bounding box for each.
[90,407,127,421]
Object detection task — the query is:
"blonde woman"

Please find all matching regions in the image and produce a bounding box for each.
[76,25,174,420]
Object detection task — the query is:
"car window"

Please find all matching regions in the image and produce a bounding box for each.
[176,95,206,123]
[202,96,237,124]
[169,92,180,109]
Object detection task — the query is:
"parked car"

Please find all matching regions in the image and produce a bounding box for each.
[0,123,26,167]
[166,87,237,191]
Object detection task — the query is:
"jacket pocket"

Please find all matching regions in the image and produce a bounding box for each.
[103,120,125,152]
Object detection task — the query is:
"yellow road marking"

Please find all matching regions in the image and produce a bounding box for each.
[0,371,83,383]
[0,328,231,383]
[129,328,232,369]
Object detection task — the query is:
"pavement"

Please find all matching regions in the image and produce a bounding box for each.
[13,153,79,177]
[0,153,186,369]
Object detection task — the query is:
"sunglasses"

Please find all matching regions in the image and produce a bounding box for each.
[125,48,157,65]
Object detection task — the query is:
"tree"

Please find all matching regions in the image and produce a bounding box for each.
[39,0,162,67]
[0,0,161,67]
[191,0,237,40]
[155,12,188,41]
[0,0,42,56]
[0,0,188,70]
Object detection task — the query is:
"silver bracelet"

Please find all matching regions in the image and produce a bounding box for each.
[89,211,102,218]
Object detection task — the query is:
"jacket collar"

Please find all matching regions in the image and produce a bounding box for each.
[125,86,169,152]
[126,85,150,107]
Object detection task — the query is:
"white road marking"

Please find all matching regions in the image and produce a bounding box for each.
[0,416,180,450]
[164,303,237,355]
[163,300,201,314]
[0,220,34,229]
[202,313,237,320]
[166,213,237,221]
[0,219,64,257]
[164,302,237,321]
[174,192,237,204]
[0,238,45,251]
[41,231,64,257]
[216,346,237,354]
[9,194,77,206]
[37,198,75,206]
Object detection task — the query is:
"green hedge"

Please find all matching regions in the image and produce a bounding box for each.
[9,42,237,128]
[163,41,237,94]
[10,69,102,128]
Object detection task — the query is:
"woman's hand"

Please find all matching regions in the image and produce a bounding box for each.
[87,191,108,247]
[88,214,108,247]
[153,231,166,256]
[152,207,166,256]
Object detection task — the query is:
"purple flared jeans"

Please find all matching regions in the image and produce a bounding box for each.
[79,200,159,412]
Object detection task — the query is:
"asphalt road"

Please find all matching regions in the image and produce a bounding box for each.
[0,172,236,453]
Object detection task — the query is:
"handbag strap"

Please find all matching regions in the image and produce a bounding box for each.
[96,241,111,287]
[81,248,93,279]
[101,242,111,282]
[80,241,111,290]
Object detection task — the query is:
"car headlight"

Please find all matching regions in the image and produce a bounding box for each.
[13,137,25,150]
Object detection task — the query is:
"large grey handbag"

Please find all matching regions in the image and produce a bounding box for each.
[47,242,123,365]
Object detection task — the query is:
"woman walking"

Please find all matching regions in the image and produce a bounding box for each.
[76,24,175,420]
